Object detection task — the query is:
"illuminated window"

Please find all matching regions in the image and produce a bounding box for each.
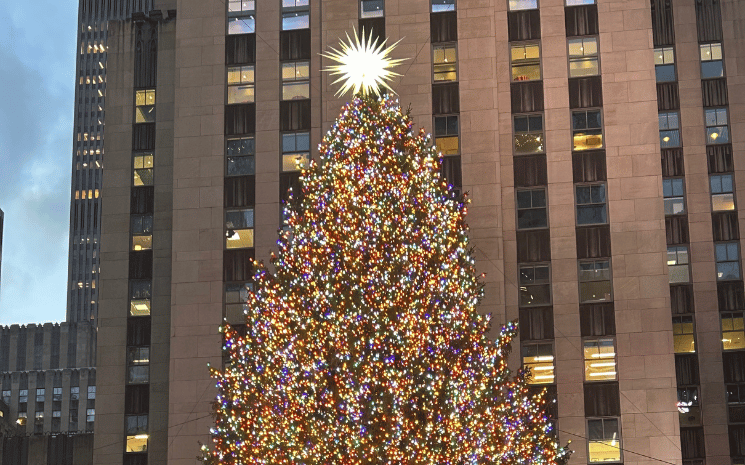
[583,339,617,381]
[579,259,612,303]
[678,387,701,427]
[673,315,695,353]
[516,188,547,230]
[131,214,153,251]
[576,183,607,225]
[133,153,154,186]
[282,0,309,30]
[129,280,151,316]
[716,242,741,281]
[228,0,255,34]
[572,109,603,151]
[659,112,680,148]
[722,312,745,350]
[225,282,253,324]
[654,47,676,82]
[360,0,384,18]
[511,43,541,81]
[711,174,735,211]
[509,0,538,10]
[282,61,310,100]
[700,43,724,79]
[135,89,156,123]
[432,0,455,12]
[705,108,729,144]
[588,418,622,463]
[282,132,310,172]
[433,44,457,82]
[226,209,254,249]
[522,342,555,385]
[514,114,544,154]
[226,136,255,176]
[227,65,255,104]
[518,264,551,307]
[568,37,599,78]
[434,115,459,156]
[127,347,150,384]
[667,246,690,284]
[126,414,149,452]
[663,178,685,215]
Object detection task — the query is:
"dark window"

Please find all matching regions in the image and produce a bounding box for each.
[705,107,729,144]
[663,178,685,215]
[516,188,547,229]
[565,4,598,37]
[224,249,255,282]
[707,144,734,174]
[713,212,740,242]
[579,259,612,303]
[519,264,551,307]
[432,83,459,115]
[225,103,256,135]
[580,303,615,336]
[224,175,256,208]
[511,81,544,113]
[280,29,310,60]
[659,112,681,148]
[514,155,547,187]
[584,383,620,417]
[576,183,607,225]
[576,225,611,259]
[280,100,311,131]
[572,150,606,183]
[716,242,741,281]
[127,318,151,346]
[431,11,457,43]
[569,76,603,109]
[517,229,551,263]
[358,17,385,45]
[676,354,700,385]
[226,33,256,65]
[519,307,554,341]
[508,10,541,41]
[226,136,256,176]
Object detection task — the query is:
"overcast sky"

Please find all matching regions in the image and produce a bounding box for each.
[0,1,77,325]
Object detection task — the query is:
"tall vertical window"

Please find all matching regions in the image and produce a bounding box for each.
[129,280,151,316]
[228,0,255,34]
[434,115,459,156]
[572,109,603,151]
[663,178,685,215]
[654,47,676,82]
[700,43,724,79]
[227,65,255,104]
[226,136,255,176]
[587,418,622,463]
[134,89,155,123]
[678,387,701,427]
[225,282,253,324]
[672,315,695,353]
[513,114,544,154]
[431,0,455,11]
[509,0,538,10]
[659,112,681,148]
[127,346,150,384]
[583,338,617,381]
[131,214,153,251]
[522,342,555,385]
[126,414,149,452]
[1,390,9,404]
[433,44,457,82]
[360,0,384,17]
[518,264,551,307]
[282,61,310,100]
[86,408,95,431]
[511,43,541,81]
[133,153,154,186]
[726,384,745,424]
[667,246,690,284]
[579,260,612,303]
[226,209,255,249]
[568,37,599,77]
[716,242,741,281]
[281,132,310,172]
[516,188,548,229]
[576,184,607,225]
[281,0,309,30]
[705,108,729,144]
[721,312,745,350]
[710,174,735,211]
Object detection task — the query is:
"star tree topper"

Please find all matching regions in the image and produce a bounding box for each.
[322,28,407,97]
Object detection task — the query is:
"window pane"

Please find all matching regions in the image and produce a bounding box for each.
[509,0,538,10]
[565,0,595,4]
[517,209,547,229]
[584,339,617,381]
[228,85,255,104]
[577,205,607,225]
[580,280,612,302]
[717,262,740,281]
[432,0,456,12]
[570,57,599,77]
[282,153,310,172]
[656,64,675,82]
[283,82,310,100]
[282,11,309,30]
[226,209,254,229]
[514,133,544,153]
[435,136,459,156]
[227,137,255,156]
[712,193,735,211]
[519,284,551,306]
[707,125,729,144]
[660,130,680,148]
[361,0,384,17]
[573,129,603,151]
[701,60,723,79]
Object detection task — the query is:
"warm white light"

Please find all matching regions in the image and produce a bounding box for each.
[322,28,407,97]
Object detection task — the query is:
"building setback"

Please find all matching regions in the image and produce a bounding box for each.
[91,0,745,464]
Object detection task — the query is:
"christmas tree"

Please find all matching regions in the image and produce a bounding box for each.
[203,32,569,465]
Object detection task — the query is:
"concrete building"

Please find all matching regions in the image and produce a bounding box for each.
[91,0,745,464]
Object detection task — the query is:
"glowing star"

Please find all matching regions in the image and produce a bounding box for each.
[322,28,407,97]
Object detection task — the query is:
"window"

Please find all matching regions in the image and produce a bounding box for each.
[579,260,612,303]
[226,209,254,249]
[135,89,155,123]
[517,188,547,229]
[700,43,724,79]
[722,312,745,350]
[133,153,154,186]
[673,315,695,353]
[659,112,680,148]
[53,387,62,402]
[583,339,617,381]
[705,108,729,144]
[677,387,701,426]
[86,408,95,422]
[511,43,541,81]
[518,264,551,307]
[360,0,384,18]
[433,44,457,82]
[432,0,455,12]
[126,414,149,452]
[663,178,685,215]
[228,0,255,34]
[566,0,594,4]
[70,387,79,401]
[711,174,735,211]
[282,61,310,100]
[667,246,690,284]
[36,388,45,403]
[514,114,544,154]
[226,136,255,176]
[225,282,253,323]
[509,0,538,10]
[1,390,9,404]
[130,280,151,316]
[522,342,555,384]
[727,384,745,423]
[434,115,459,156]
[227,65,255,104]
[654,47,676,82]
[281,0,309,30]
[568,37,599,77]
[716,242,741,281]
[127,347,150,384]
[572,109,603,151]
[88,386,96,400]
[131,214,153,251]
[281,132,310,171]
[576,184,607,225]
[588,418,622,463]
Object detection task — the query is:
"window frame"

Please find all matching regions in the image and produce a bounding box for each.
[281,61,310,101]
[659,111,681,148]
[508,0,538,11]
[513,113,545,155]
[677,385,701,426]
[578,259,613,303]
[226,136,256,177]
[281,0,310,30]
[587,417,623,463]
[431,0,456,12]
[510,42,542,82]
[715,241,741,282]
[704,107,730,145]
[432,43,458,83]
[225,207,255,250]
[672,314,696,353]
[360,0,385,18]
[281,131,311,172]
[130,213,154,252]
[227,64,256,105]
[129,279,152,316]
[433,114,460,156]
[699,42,724,80]
[518,263,552,307]
[133,152,154,187]
[582,337,618,382]
[721,311,745,351]
[575,182,608,226]
[134,89,156,124]
[565,0,595,4]
[516,187,548,230]
[654,46,676,82]
[126,346,150,385]
[572,108,604,151]
[710,173,736,212]
[568,36,600,78]
[667,245,691,284]
[663,177,686,216]
[521,341,555,385]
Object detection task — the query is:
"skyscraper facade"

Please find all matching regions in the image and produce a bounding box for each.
[92,0,745,464]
